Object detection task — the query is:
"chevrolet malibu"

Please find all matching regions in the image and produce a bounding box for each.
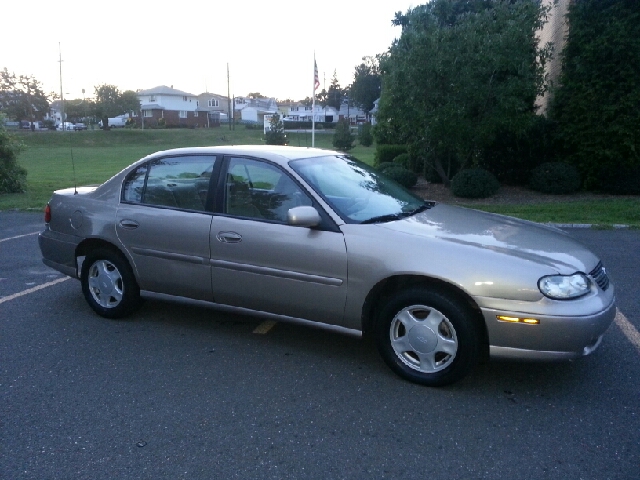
[38,146,616,386]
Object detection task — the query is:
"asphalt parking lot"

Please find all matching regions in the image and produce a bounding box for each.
[1,211,639,480]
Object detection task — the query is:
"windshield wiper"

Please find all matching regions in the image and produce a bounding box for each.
[406,201,436,216]
[360,201,436,224]
[360,213,405,224]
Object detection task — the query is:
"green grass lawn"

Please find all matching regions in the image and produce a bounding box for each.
[466,200,640,228]
[1,128,637,227]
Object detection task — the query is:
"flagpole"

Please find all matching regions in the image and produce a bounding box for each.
[312,53,316,147]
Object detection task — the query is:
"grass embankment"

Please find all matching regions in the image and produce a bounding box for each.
[468,201,639,228]
[1,128,638,227]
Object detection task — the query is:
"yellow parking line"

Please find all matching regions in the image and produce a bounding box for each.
[0,277,70,306]
[253,320,277,334]
[0,231,40,243]
[615,310,640,354]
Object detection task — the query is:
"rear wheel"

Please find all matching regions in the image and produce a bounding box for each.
[81,248,141,319]
[374,288,481,386]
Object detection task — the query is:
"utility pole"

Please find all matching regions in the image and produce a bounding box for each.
[227,63,231,131]
[58,43,64,131]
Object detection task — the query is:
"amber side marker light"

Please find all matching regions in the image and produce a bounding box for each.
[497,315,540,325]
[44,204,51,223]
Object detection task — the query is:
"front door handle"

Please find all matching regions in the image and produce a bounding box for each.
[216,231,242,243]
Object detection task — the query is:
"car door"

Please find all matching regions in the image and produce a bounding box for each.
[116,154,216,301]
[209,156,348,325]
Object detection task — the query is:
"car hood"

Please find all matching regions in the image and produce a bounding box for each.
[380,204,598,274]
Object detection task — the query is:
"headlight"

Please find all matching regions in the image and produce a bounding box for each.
[538,273,591,300]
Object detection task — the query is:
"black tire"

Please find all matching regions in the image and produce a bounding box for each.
[374,287,481,387]
[81,248,141,319]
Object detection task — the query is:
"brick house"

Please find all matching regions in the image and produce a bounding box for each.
[137,86,204,128]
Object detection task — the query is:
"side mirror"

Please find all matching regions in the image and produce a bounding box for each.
[287,206,321,228]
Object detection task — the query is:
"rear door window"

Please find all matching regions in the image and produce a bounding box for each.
[122,156,216,211]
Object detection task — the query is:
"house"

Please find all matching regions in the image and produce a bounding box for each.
[45,100,65,126]
[137,85,202,128]
[239,97,278,124]
[285,103,338,123]
[369,98,379,125]
[196,92,230,127]
[337,102,367,125]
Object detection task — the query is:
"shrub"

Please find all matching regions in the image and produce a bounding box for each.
[332,119,355,151]
[382,167,418,188]
[451,168,500,198]
[595,164,640,195]
[359,123,373,147]
[0,116,27,194]
[374,144,407,167]
[393,153,410,169]
[549,0,640,191]
[529,162,581,194]
[265,113,287,145]
[480,115,559,185]
[377,162,398,172]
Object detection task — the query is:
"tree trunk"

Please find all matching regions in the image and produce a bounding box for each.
[102,116,110,130]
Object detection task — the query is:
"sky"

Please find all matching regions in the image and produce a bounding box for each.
[2,0,416,102]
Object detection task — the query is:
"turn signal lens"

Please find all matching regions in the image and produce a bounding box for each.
[497,315,540,325]
[44,204,51,223]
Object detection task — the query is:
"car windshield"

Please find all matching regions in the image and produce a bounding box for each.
[290,155,429,223]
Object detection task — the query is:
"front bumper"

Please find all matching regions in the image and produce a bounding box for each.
[482,294,616,361]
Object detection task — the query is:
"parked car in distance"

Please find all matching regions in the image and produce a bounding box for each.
[73,123,87,130]
[57,122,74,131]
[38,146,616,386]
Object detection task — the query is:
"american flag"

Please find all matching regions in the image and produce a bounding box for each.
[314,60,320,91]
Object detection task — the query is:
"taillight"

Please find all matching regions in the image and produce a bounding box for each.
[44,204,51,223]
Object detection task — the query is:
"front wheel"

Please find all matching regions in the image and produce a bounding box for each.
[81,248,141,319]
[374,288,481,387]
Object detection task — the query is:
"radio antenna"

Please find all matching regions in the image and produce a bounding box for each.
[71,148,78,195]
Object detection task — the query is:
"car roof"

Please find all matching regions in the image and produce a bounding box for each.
[141,145,340,167]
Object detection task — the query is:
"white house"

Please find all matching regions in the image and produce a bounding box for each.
[239,97,278,124]
[285,103,338,123]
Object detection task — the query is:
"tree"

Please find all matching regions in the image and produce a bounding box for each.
[315,88,328,108]
[0,68,50,122]
[248,92,267,99]
[332,119,355,151]
[94,85,140,129]
[327,71,344,111]
[349,56,382,114]
[0,114,27,194]
[265,113,287,145]
[549,0,640,192]
[377,0,551,185]
[65,97,95,123]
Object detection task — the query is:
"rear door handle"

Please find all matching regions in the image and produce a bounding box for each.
[216,231,242,243]
[119,219,139,229]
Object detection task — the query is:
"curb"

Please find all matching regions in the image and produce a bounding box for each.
[547,223,632,229]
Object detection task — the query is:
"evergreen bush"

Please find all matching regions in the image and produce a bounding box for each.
[359,123,373,147]
[265,113,288,145]
[0,116,27,194]
[529,162,581,194]
[377,162,398,172]
[332,119,355,151]
[549,0,640,191]
[374,144,407,167]
[392,153,409,168]
[382,167,418,188]
[451,168,500,198]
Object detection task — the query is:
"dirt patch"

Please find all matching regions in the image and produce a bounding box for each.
[412,179,637,205]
